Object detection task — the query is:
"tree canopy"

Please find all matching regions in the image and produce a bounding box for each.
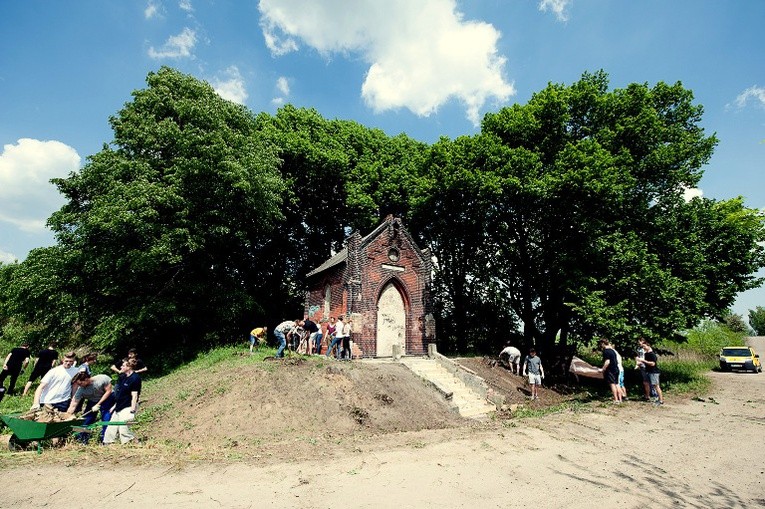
[1,68,763,363]
[748,306,765,336]
[414,71,765,354]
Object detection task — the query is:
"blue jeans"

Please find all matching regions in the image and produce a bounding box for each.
[314,333,323,354]
[327,337,342,359]
[79,394,115,443]
[275,330,286,358]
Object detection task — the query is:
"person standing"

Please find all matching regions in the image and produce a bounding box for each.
[67,371,114,443]
[314,320,325,355]
[0,342,31,395]
[522,348,544,400]
[324,317,337,357]
[598,339,622,403]
[104,358,142,444]
[636,339,664,405]
[341,318,353,360]
[328,316,345,360]
[249,326,267,354]
[31,352,79,412]
[22,343,58,396]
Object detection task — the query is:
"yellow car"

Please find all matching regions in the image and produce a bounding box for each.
[719,346,762,373]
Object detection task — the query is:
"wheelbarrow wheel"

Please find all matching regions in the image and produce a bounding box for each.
[8,434,31,451]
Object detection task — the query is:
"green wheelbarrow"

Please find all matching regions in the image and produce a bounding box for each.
[1,412,84,453]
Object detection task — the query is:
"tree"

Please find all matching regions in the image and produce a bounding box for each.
[414,71,765,355]
[748,306,765,335]
[252,106,427,322]
[20,67,286,358]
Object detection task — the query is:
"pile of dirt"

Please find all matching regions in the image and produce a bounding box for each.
[454,356,575,408]
[139,358,472,463]
[18,406,77,423]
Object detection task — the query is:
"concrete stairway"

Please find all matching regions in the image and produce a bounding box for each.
[400,357,496,419]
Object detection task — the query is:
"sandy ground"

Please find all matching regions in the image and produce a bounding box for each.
[1,339,764,508]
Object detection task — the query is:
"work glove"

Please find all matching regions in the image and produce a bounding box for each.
[92,404,101,412]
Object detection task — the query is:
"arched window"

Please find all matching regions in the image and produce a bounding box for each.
[324,284,331,318]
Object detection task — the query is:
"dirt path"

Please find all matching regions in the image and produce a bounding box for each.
[2,341,764,508]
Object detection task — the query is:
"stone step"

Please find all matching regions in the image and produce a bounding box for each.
[400,357,495,419]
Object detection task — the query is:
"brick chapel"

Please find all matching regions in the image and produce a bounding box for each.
[304,216,436,358]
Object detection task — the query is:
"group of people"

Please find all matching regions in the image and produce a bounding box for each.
[498,337,664,405]
[253,316,354,360]
[597,337,664,405]
[0,343,147,444]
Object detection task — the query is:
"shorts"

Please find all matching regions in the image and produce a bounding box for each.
[249,335,256,346]
[618,370,625,388]
[528,373,542,385]
[648,373,660,386]
[640,369,651,383]
[604,370,618,385]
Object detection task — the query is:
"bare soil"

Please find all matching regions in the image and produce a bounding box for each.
[455,356,575,407]
[1,340,764,508]
[125,356,471,464]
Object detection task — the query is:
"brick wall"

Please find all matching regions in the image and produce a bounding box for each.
[305,218,434,358]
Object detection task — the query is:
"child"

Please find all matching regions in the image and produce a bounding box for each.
[522,348,545,400]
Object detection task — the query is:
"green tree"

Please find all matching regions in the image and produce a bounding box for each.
[748,306,765,335]
[253,106,427,321]
[11,67,286,358]
[415,71,765,355]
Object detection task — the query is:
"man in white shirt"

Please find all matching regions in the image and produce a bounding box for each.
[499,344,522,374]
[32,351,80,412]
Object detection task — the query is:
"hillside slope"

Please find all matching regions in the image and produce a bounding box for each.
[138,354,470,463]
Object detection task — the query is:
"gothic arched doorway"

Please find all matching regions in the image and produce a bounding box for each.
[376,282,406,357]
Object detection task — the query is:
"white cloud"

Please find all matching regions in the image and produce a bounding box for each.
[539,0,572,22]
[683,187,703,202]
[210,66,248,104]
[259,0,515,125]
[276,76,290,96]
[271,77,290,106]
[0,138,80,234]
[179,0,193,13]
[148,27,197,59]
[732,86,765,109]
[145,1,161,19]
[0,249,17,264]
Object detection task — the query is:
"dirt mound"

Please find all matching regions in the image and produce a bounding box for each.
[140,358,469,463]
[455,357,573,407]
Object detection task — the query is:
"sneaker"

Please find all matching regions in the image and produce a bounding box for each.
[654,400,664,406]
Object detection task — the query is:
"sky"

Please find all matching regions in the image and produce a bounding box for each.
[1,0,764,318]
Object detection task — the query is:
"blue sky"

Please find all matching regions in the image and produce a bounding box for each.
[1,0,764,318]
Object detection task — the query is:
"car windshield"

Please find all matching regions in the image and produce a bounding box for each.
[721,348,751,357]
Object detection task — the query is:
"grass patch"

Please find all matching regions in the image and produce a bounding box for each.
[512,400,590,420]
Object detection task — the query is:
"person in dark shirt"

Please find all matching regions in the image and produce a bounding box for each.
[302,317,319,354]
[636,338,664,405]
[598,339,622,403]
[22,344,58,396]
[110,348,147,375]
[104,358,142,444]
[0,342,31,395]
